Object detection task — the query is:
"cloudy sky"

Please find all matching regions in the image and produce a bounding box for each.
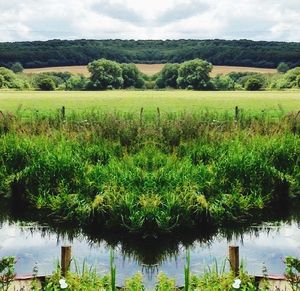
[1,0,300,42]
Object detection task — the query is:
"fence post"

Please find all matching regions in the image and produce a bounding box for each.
[157,107,161,126]
[140,107,144,125]
[229,246,239,277]
[61,106,66,120]
[61,246,72,277]
[235,106,239,122]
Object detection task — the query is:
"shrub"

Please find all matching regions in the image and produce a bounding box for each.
[10,62,24,73]
[277,62,289,73]
[177,59,212,90]
[0,67,16,88]
[88,59,123,90]
[245,77,264,91]
[66,75,89,90]
[283,67,300,88]
[37,77,56,91]
[212,75,235,90]
[161,63,179,88]
[121,63,145,89]
[0,75,4,88]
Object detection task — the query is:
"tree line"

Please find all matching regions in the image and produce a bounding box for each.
[1,58,300,91]
[1,39,300,69]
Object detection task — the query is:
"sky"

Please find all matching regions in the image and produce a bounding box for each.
[0,0,300,42]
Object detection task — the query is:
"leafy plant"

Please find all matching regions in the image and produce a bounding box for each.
[0,256,16,291]
[285,256,300,291]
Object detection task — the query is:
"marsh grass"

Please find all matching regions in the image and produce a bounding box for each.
[0,110,299,235]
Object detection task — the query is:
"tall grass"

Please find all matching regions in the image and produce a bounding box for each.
[0,110,299,235]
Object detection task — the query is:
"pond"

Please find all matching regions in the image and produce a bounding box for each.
[0,204,299,288]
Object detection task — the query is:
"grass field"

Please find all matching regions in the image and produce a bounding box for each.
[0,90,299,114]
[24,64,277,77]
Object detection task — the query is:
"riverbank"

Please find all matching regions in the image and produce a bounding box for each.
[0,111,299,236]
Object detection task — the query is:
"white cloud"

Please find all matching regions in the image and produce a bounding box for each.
[0,0,300,41]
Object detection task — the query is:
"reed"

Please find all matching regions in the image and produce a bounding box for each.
[0,110,299,235]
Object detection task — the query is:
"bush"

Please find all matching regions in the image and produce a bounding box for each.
[277,62,289,73]
[297,75,300,88]
[145,80,155,89]
[155,75,165,89]
[245,77,264,91]
[0,75,4,88]
[160,63,179,88]
[66,75,89,90]
[0,67,16,88]
[177,59,212,90]
[284,67,300,88]
[10,62,24,73]
[37,78,56,91]
[121,63,145,89]
[88,59,123,90]
[212,75,235,91]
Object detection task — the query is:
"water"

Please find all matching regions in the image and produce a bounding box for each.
[0,208,299,288]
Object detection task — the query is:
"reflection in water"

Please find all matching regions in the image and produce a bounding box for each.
[0,201,299,287]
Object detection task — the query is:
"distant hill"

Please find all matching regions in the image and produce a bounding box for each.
[0,39,300,69]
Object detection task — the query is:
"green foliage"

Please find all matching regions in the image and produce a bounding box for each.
[0,256,16,291]
[177,59,212,90]
[124,273,145,290]
[190,267,256,290]
[0,75,4,88]
[0,67,16,88]
[65,75,88,91]
[37,77,56,91]
[284,67,300,88]
[184,250,190,291]
[121,63,145,89]
[88,59,123,90]
[160,63,180,88]
[44,268,109,290]
[1,39,300,68]
[245,77,264,91]
[10,62,24,73]
[277,62,289,73]
[110,250,116,291]
[285,256,300,291]
[0,112,299,234]
[155,273,176,291]
[212,75,235,91]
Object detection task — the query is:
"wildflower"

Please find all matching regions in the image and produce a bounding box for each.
[59,278,68,289]
[232,278,241,289]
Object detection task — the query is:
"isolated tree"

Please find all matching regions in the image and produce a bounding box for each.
[277,62,289,73]
[121,63,144,88]
[245,77,263,91]
[88,59,123,90]
[161,63,179,88]
[10,62,24,73]
[37,77,56,91]
[177,59,212,90]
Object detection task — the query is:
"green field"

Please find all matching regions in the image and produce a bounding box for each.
[0,90,299,113]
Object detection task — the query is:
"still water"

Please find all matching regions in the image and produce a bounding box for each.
[0,208,299,288]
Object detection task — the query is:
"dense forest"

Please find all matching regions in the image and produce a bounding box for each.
[0,39,300,69]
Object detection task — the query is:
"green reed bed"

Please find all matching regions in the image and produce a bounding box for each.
[0,111,299,235]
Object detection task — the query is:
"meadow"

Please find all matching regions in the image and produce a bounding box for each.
[24,64,277,77]
[0,90,299,114]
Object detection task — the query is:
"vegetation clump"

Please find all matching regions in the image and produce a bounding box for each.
[0,110,299,235]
